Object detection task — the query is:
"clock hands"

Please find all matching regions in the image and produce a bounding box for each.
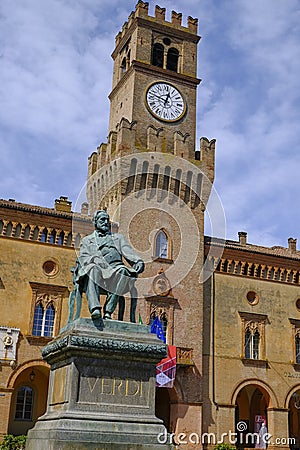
[148,93,165,102]
[164,92,170,106]
[148,92,172,107]
[146,82,185,121]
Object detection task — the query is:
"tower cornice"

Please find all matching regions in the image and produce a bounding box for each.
[108,60,201,101]
[132,60,201,86]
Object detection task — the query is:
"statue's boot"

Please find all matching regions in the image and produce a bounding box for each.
[91,307,102,319]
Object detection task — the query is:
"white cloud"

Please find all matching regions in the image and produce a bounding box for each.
[194,0,300,246]
[0,0,299,248]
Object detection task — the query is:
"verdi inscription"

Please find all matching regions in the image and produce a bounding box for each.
[76,360,151,408]
[78,375,148,406]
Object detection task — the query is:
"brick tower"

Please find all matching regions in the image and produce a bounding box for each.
[86,1,216,438]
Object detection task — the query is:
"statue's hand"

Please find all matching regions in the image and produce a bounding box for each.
[133,260,144,274]
[93,257,107,268]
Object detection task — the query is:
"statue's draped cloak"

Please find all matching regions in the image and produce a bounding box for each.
[75,231,142,295]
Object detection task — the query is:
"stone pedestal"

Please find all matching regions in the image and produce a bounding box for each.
[26,319,173,450]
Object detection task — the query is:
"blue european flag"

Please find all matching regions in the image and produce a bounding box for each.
[150,316,166,344]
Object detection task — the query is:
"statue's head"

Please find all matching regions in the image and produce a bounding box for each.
[92,210,110,234]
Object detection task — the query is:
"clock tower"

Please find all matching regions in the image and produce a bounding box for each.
[86,1,216,439]
[107,1,200,157]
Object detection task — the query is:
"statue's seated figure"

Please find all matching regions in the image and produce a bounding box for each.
[68,210,144,321]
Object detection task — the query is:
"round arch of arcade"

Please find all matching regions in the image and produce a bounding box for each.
[285,384,300,409]
[285,384,300,446]
[231,379,300,446]
[7,359,49,389]
[6,359,50,437]
[231,378,279,408]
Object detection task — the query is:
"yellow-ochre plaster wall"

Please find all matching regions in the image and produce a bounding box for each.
[214,272,300,406]
[202,271,300,445]
[0,236,91,437]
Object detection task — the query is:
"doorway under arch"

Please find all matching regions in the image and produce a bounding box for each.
[235,384,270,447]
[288,388,300,449]
[8,363,49,436]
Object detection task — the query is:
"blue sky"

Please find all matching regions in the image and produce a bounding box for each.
[0,0,299,247]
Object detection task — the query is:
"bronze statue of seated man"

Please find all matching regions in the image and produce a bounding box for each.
[71,210,144,320]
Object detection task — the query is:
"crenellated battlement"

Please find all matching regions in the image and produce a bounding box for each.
[115,1,198,46]
[87,127,215,206]
[87,148,213,216]
[88,119,215,182]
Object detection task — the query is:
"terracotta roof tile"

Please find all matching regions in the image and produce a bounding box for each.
[205,236,300,261]
[0,199,91,222]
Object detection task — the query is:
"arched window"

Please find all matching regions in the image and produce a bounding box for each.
[167,47,179,72]
[44,305,55,337]
[152,43,164,68]
[32,303,44,336]
[32,226,39,240]
[155,230,168,259]
[127,50,130,66]
[14,223,22,238]
[15,386,34,420]
[23,225,30,239]
[49,230,56,244]
[252,330,260,359]
[161,312,168,336]
[244,329,251,358]
[57,231,65,245]
[66,232,73,246]
[32,303,55,337]
[40,228,48,242]
[121,57,126,74]
[296,334,300,363]
[5,222,12,236]
[245,327,260,359]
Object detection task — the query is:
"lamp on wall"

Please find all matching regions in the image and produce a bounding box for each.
[29,370,35,382]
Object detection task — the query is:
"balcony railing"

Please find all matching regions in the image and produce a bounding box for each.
[176,347,194,365]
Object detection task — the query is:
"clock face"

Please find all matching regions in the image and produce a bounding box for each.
[145,82,186,122]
